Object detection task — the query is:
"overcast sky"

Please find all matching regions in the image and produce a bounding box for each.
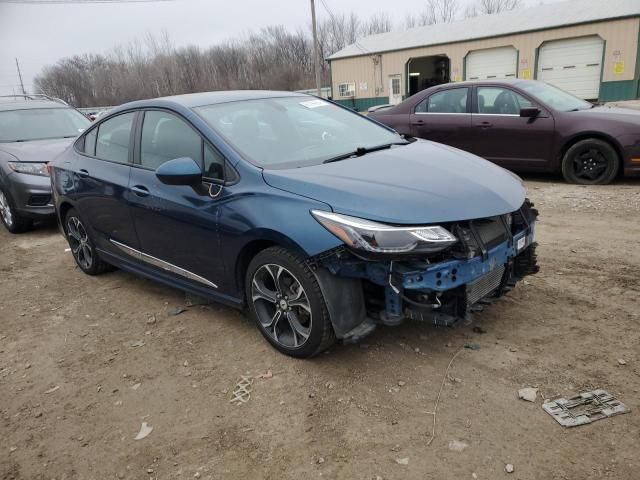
[0,0,558,95]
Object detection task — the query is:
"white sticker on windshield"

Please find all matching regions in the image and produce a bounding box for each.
[300,99,329,109]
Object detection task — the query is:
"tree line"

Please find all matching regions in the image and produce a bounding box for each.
[34,0,522,107]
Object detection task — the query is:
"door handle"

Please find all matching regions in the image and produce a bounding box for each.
[411,119,425,125]
[77,169,89,178]
[131,185,150,197]
[477,121,493,129]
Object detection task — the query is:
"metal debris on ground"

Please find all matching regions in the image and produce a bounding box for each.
[542,389,629,427]
[168,306,188,316]
[257,370,273,379]
[464,343,480,350]
[185,293,211,307]
[518,387,538,402]
[229,375,254,405]
[134,421,153,440]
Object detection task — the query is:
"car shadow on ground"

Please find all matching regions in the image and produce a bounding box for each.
[518,171,640,186]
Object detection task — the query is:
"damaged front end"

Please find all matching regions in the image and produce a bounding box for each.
[309,200,539,343]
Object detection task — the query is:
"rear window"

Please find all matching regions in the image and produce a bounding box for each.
[0,107,90,142]
[95,113,135,163]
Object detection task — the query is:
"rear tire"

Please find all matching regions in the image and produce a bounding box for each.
[0,186,33,234]
[65,208,111,275]
[245,246,335,358]
[561,139,619,185]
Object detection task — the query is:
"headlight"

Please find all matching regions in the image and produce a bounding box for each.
[311,210,457,254]
[8,162,49,177]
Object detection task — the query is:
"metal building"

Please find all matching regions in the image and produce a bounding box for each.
[327,0,640,110]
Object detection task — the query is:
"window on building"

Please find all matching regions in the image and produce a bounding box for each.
[338,82,355,97]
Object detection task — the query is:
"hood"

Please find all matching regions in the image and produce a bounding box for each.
[263,140,526,224]
[569,106,640,125]
[0,137,74,163]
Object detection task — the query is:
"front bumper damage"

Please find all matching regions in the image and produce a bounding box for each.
[311,200,540,342]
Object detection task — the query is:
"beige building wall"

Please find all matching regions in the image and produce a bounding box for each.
[330,17,640,100]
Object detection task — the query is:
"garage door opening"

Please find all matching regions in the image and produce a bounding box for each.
[465,46,518,81]
[536,36,604,100]
[406,55,450,96]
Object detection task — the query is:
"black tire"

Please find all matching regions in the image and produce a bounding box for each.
[245,246,335,358]
[65,208,111,275]
[0,186,33,234]
[561,139,619,185]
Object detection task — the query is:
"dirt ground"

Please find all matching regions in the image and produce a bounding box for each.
[1,176,639,480]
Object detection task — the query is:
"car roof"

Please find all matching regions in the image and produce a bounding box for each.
[112,90,310,113]
[0,99,69,112]
[427,78,536,92]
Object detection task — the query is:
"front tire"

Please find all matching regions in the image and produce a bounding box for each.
[245,247,335,358]
[65,208,111,275]
[0,187,32,234]
[561,139,619,185]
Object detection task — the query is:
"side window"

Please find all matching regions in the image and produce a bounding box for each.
[140,111,202,170]
[95,113,135,163]
[204,144,225,181]
[477,87,532,115]
[84,128,97,156]
[419,88,469,113]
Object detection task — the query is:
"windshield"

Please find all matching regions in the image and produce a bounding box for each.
[518,82,592,112]
[195,97,403,169]
[0,107,90,142]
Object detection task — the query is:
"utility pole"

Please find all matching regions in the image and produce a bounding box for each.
[15,58,26,95]
[310,0,322,97]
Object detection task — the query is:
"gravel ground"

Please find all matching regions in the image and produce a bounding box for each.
[1,176,639,480]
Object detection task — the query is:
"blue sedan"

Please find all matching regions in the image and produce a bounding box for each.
[51,91,538,357]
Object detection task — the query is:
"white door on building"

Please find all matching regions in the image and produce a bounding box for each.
[465,46,518,80]
[537,36,604,99]
[389,75,402,105]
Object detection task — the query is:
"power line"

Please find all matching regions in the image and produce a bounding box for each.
[317,0,370,55]
[0,0,175,4]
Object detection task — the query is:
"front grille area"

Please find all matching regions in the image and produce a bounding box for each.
[27,194,52,206]
[448,215,511,259]
[474,216,510,250]
[466,265,505,305]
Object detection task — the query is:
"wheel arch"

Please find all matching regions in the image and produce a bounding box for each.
[234,232,309,296]
[58,201,75,233]
[558,133,624,175]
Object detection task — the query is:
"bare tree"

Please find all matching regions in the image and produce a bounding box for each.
[404,0,458,28]
[361,12,393,35]
[465,0,522,17]
[424,0,459,24]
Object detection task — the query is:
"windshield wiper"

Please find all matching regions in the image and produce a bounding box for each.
[323,142,409,164]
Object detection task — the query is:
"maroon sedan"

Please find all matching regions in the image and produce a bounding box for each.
[368,80,640,185]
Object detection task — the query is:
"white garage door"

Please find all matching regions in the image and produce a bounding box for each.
[537,36,604,99]
[465,47,518,80]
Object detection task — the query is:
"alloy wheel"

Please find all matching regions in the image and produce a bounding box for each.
[573,148,609,182]
[251,263,312,349]
[67,216,93,270]
[0,190,13,227]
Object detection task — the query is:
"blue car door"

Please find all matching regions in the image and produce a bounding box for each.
[72,111,140,253]
[127,109,227,291]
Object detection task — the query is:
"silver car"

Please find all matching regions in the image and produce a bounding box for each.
[0,95,90,233]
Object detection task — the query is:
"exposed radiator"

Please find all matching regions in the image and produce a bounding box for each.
[466,265,505,305]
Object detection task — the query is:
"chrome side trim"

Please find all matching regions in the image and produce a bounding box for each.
[415,112,471,115]
[110,239,218,289]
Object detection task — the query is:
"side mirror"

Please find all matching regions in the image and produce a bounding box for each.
[155,157,202,186]
[520,107,541,118]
